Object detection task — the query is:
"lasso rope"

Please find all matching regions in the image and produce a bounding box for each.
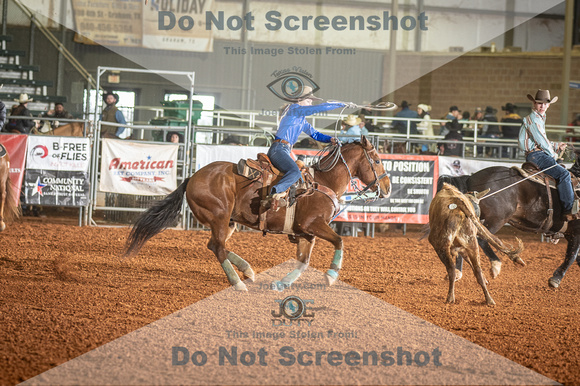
[479,163,560,201]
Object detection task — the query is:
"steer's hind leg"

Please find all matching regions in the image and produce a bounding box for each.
[438,247,456,304]
[464,247,495,306]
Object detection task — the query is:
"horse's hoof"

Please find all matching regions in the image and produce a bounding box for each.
[548,277,561,288]
[490,261,502,279]
[0,222,5,232]
[233,281,248,291]
[325,270,339,286]
[243,268,255,282]
[272,281,288,292]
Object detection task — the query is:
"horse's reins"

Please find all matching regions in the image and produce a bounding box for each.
[329,146,388,221]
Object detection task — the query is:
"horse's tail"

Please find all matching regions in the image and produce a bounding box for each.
[124,177,190,257]
[4,173,21,221]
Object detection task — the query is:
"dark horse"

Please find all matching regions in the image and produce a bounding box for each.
[439,154,580,288]
[125,137,391,290]
[0,144,20,231]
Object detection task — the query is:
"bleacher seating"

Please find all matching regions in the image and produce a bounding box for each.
[0,35,67,115]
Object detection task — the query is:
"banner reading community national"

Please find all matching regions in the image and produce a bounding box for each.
[23,136,91,207]
[99,139,179,196]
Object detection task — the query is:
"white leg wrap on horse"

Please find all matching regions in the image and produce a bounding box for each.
[281,262,308,286]
[227,252,255,281]
[221,259,244,289]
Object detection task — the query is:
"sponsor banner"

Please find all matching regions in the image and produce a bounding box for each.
[142,0,215,52]
[438,156,519,177]
[71,0,143,47]
[26,136,91,172]
[24,170,90,207]
[0,134,28,204]
[292,151,437,224]
[100,139,179,196]
[196,144,269,170]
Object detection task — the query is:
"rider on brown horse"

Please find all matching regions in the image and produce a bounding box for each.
[263,86,355,208]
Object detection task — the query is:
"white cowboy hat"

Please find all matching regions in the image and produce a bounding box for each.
[298,86,322,101]
[14,93,33,103]
[343,114,361,126]
[417,104,431,112]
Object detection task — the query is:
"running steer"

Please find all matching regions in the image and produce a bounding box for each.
[428,183,525,305]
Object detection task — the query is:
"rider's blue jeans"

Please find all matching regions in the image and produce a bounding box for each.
[527,150,574,212]
[267,141,301,194]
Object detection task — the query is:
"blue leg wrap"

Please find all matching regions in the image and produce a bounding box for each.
[326,250,343,282]
[330,250,343,271]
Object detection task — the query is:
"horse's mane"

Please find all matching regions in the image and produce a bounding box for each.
[437,174,471,193]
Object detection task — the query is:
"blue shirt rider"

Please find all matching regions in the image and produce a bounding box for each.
[518,89,574,221]
[265,86,349,207]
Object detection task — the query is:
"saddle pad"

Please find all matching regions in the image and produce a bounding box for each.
[0,143,6,158]
[512,164,580,194]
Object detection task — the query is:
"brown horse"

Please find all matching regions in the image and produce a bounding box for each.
[125,137,391,290]
[0,145,20,231]
[34,122,85,137]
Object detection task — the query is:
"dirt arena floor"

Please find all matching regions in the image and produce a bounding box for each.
[1,214,579,385]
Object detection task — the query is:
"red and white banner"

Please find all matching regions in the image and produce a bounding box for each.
[99,139,178,196]
[23,136,92,207]
[0,134,28,204]
[26,136,91,172]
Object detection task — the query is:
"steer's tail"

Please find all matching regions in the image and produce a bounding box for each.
[124,177,190,257]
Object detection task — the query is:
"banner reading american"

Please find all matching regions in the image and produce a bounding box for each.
[99,139,179,196]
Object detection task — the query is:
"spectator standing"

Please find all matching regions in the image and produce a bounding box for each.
[101,92,128,139]
[500,103,523,158]
[440,105,461,136]
[481,106,500,138]
[417,103,434,152]
[438,119,464,156]
[393,100,419,135]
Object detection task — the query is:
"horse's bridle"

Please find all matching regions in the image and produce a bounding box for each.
[339,146,388,199]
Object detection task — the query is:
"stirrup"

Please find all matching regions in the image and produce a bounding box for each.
[261,192,287,211]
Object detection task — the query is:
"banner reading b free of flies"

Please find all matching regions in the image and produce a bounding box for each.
[24,136,91,207]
